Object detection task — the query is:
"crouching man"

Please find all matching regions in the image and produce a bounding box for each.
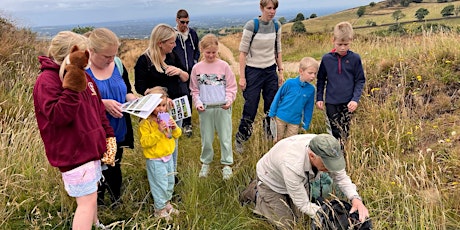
[254,134,369,229]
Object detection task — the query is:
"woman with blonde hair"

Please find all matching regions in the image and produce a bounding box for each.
[33,31,113,229]
[85,27,137,206]
[134,23,189,177]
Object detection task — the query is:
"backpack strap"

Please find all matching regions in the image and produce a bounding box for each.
[114,56,124,75]
[248,18,259,53]
[273,18,279,58]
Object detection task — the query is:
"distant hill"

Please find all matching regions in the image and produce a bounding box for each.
[29,6,358,39]
[282,1,460,33]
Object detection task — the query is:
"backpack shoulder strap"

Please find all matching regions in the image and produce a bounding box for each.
[248,18,259,51]
[273,19,279,58]
[253,18,259,33]
[114,56,123,75]
[273,18,279,32]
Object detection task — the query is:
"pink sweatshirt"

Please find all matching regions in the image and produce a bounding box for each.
[189,59,237,108]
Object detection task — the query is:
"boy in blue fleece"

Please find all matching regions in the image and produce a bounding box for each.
[316,21,365,142]
[269,57,318,143]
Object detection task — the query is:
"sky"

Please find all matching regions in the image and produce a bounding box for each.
[0,0,378,27]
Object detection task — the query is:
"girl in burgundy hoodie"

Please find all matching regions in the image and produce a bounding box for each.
[33,31,114,230]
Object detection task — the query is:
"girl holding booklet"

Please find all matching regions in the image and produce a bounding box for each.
[189,34,237,180]
[139,86,181,220]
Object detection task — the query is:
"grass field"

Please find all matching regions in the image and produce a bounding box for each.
[1,1,460,229]
[282,1,460,34]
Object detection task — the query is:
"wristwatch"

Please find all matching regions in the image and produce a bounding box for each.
[350,195,362,202]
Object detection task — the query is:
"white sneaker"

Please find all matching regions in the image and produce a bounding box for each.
[222,166,233,180]
[199,164,210,177]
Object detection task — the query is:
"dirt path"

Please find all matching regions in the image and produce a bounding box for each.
[218,42,299,75]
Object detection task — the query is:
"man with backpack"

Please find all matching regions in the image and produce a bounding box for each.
[248,134,370,229]
[234,0,284,153]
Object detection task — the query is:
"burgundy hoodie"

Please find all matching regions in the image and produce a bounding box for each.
[33,56,114,172]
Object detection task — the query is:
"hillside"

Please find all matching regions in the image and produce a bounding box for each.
[1,1,460,229]
[282,1,460,33]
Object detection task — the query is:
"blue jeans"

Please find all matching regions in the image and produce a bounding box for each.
[236,64,278,142]
[146,158,174,210]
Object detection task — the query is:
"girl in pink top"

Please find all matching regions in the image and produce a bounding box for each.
[189,34,237,180]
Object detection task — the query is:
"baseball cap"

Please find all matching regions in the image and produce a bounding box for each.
[309,134,345,172]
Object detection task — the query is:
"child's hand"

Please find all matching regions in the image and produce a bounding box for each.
[197,105,205,112]
[158,120,167,132]
[168,119,176,129]
[348,101,358,112]
[316,101,324,110]
[167,98,174,110]
[221,101,231,110]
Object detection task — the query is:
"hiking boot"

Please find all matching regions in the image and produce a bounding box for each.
[184,125,193,138]
[199,164,210,177]
[234,140,244,154]
[239,179,258,205]
[222,166,233,180]
[154,208,172,221]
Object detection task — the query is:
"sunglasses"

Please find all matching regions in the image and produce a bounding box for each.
[179,20,190,24]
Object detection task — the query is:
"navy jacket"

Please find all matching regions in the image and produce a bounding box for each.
[316,50,365,105]
[173,28,200,73]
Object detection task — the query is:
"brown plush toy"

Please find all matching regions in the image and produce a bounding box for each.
[62,45,89,92]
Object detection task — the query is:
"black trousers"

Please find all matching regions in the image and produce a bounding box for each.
[236,65,278,142]
[325,103,352,141]
[98,146,123,204]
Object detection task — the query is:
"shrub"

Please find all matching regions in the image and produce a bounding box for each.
[388,24,407,34]
[291,21,306,33]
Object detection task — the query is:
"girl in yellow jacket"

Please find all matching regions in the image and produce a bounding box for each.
[139,86,182,220]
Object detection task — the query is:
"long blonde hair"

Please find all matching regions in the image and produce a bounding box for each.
[48,31,88,65]
[145,24,177,73]
[47,31,88,80]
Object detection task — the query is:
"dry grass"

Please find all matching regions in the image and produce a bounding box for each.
[1,11,460,229]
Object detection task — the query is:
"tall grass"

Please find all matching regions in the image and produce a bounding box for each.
[1,16,460,229]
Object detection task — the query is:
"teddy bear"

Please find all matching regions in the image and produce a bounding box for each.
[62,45,90,92]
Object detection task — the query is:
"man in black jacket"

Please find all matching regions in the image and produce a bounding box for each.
[173,9,200,137]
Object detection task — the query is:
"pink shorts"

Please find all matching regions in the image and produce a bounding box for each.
[61,160,101,197]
